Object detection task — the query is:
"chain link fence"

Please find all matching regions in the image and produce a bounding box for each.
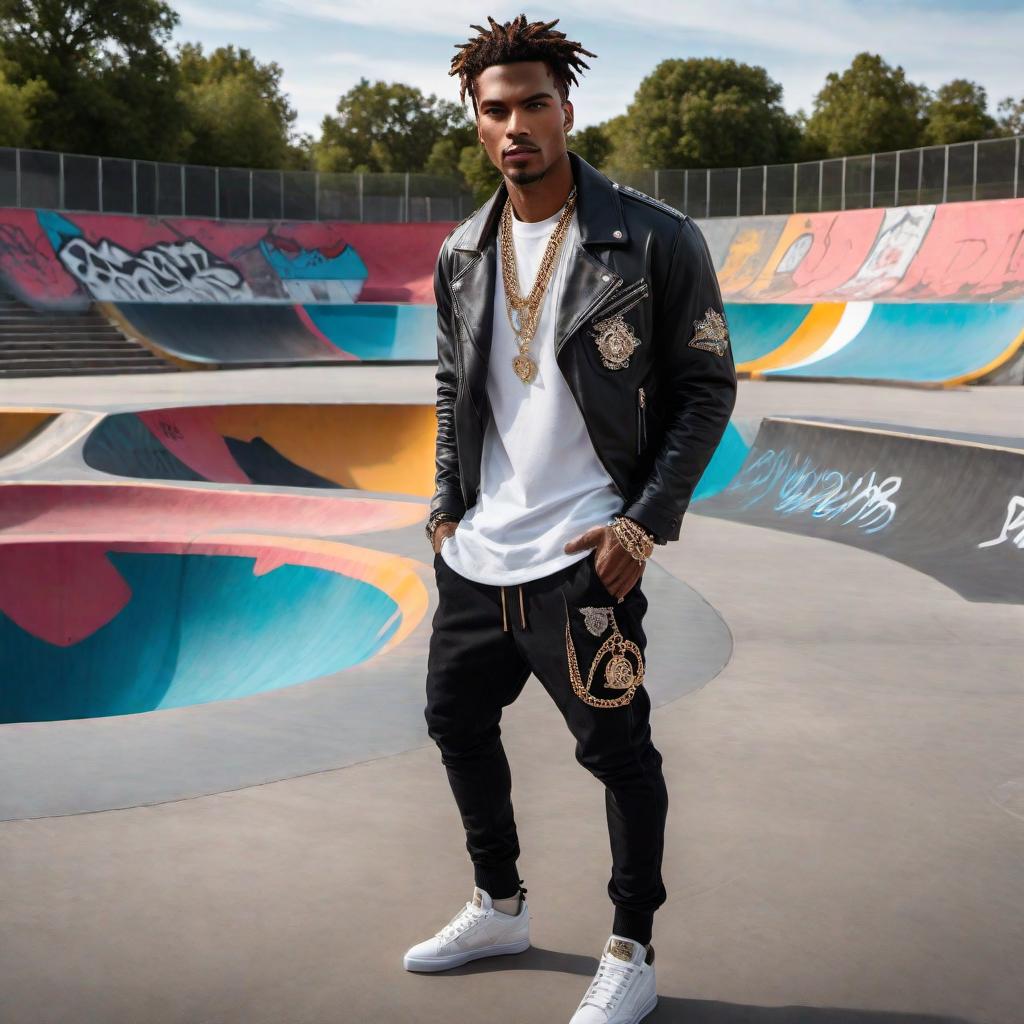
[1,137,1021,221]
[614,136,1022,217]
[0,148,474,222]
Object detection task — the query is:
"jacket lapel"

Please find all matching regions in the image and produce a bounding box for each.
[451,151,631,401]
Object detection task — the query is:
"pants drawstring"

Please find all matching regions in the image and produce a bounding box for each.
[499,584,527,632]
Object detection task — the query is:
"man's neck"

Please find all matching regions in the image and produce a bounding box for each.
[506,154,575,223]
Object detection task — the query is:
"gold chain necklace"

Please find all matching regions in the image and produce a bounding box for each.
[499,185,577,383]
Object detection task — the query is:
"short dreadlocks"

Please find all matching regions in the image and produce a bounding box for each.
[449,14,597,114]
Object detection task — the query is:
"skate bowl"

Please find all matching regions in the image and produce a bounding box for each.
[80,404,438,493]
[74,403,751,499]
[0,540,417,724]
[0,481,430,725]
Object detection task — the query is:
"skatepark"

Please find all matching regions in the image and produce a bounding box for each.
[1,186,1023,1023]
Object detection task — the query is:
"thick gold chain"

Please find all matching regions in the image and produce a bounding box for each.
[499,185,577,383]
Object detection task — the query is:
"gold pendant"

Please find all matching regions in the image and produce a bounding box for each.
[513,352,537,383]
[604,649,636,689]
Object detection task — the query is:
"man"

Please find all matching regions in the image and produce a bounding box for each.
[403,14,737,1023]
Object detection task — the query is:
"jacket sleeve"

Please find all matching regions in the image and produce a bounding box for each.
[621,217,737,543]
[429,237,467,520]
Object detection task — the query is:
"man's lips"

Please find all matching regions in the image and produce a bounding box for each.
[505,148,538,158]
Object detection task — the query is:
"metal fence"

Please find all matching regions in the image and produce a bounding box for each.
[1,136,1021,222]
[614,136,1023,218]
[0,147,474,222]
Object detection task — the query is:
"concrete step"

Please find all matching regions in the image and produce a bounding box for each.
[0,334,134,344]
[0,344,157,356]
[0,320,123,330]
[0,364,179,378]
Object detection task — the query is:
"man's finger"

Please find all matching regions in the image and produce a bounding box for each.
[564,526,602,553]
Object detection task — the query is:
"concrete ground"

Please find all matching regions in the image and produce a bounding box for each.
[1,373,1023,1023]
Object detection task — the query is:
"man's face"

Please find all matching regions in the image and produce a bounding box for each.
[473,60,574,188]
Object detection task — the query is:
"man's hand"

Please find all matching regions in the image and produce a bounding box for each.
[432,520,458,555]
[564,524,644,601]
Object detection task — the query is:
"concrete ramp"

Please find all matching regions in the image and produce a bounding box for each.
[696,417,1024,603]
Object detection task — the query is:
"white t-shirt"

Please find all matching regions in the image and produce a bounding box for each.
[439,200,623,585]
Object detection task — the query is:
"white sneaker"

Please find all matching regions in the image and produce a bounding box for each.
[402,886,530,972]
[569,934,657,1024]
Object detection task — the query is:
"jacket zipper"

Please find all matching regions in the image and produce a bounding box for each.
[636,386,647,455]
[592,279,650,325]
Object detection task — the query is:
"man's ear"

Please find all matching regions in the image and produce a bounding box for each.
[563,99,574,134]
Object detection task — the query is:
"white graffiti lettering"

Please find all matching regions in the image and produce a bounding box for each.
[978,495,1024,550]
[726,447,901,534]
[56,237,252,302]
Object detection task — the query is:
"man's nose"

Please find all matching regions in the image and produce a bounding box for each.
[507,117,529,141]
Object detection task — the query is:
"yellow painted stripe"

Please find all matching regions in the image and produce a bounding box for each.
[213,404,438,496]
[739,302,847,376]
[0,411,55,457]
[943,320,1024,387]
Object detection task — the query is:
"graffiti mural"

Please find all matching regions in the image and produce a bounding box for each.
[40,211,253,302]
[0,208,449,306]
[4,198,1024,308]
[722,446,901,534]
[698,198,1024,303]
[978,496,1024,550]
[833,206,935,300]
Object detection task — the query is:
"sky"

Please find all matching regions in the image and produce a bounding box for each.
[172,1,1024,137]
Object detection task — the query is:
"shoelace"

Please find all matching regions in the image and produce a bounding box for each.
[582,957,635,1010]
[435,902,486,945]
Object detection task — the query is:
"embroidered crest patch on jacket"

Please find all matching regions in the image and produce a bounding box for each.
[688,308,730,356]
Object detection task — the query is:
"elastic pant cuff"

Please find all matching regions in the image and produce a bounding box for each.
[612,907,654,947]
[473,861,523,901]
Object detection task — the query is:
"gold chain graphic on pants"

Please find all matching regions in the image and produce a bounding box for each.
[563,594,645,708]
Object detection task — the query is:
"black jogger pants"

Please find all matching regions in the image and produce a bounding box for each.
[424,546,669,946]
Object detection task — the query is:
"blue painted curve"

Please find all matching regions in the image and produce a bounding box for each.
[725,303,812,364]
[304,303,436,360]
[692,420,751,503]
[765,302,1024,382]
[0,551,401,724]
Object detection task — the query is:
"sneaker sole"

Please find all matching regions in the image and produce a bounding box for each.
[403,937,531,973]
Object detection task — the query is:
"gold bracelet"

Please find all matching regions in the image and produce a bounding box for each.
[611,516,654,562]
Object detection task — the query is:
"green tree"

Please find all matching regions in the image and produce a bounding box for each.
[605,58,801,172]
[923,79,999,145]
[457,142,501,205]
[314,78,473,173]
[804,52,926,156]
[0,0,187,159]
[997,96,1024,137]
[178,43,298,168]
[0,62,49,146]
[569,124,612,171]
[424,138,463,180]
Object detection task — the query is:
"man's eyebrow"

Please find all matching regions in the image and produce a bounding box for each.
[478,92,554,107]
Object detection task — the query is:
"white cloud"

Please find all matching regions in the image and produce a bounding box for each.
[244,1,1024,134]
[175,0,281,32]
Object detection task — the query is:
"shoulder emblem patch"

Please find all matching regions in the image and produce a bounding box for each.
[688,308,730,356]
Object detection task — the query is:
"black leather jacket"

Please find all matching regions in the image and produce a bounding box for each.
[430,150,737,545]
